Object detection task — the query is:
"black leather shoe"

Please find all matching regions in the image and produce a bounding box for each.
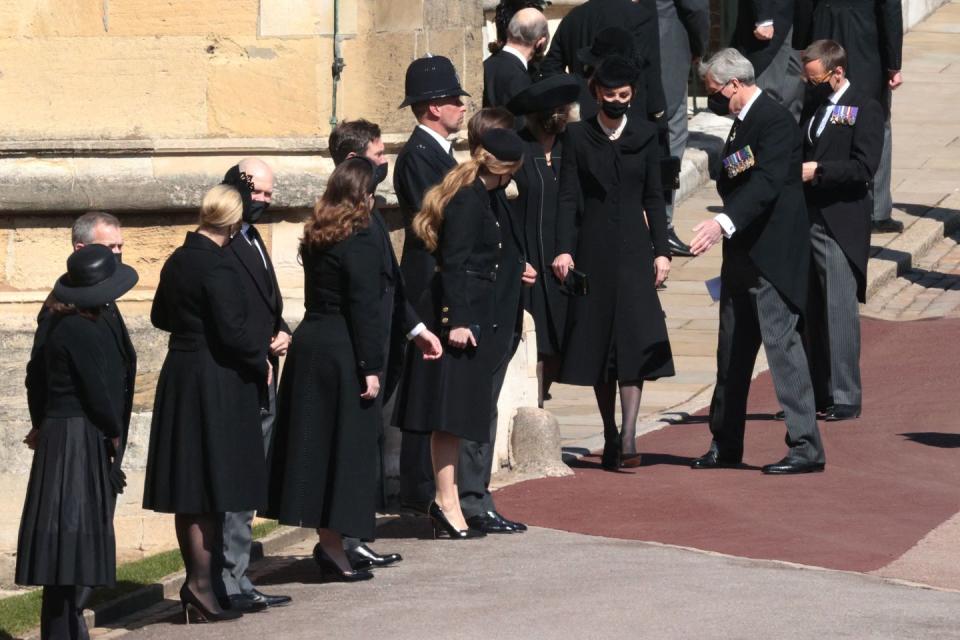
[690,450,741,469]
[225,593,268,613]
[667,228,694,257]
[761,457,825,475]
[466,512,515,534]
[872,218,904,234]
[246,589,291,608]
[346,543,402,570]
[824,404,860,421]
[494,511,527,532]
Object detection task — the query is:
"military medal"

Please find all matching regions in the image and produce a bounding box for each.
[722,145,755,178]
[829,105,859,126]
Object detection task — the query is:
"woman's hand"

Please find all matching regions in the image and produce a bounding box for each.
[522,262,538,286]
[361,374,380,400]
[654,256,671,288]
[23,428,39,450]
[447,327,477,350]
[266,359,274,387]
[111,437,121,454]
[552,253,574,281]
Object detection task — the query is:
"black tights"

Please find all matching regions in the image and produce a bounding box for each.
[594,379,644,455]
[537,354,562,408]
[41,585,89,640]
[175,513,223,614]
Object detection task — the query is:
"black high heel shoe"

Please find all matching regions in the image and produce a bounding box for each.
[428,502,486,540]
[601,437,622,471]
[180,584,242,625]
[312,544,374,582]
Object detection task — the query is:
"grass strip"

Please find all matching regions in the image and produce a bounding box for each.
[0,519,281,639]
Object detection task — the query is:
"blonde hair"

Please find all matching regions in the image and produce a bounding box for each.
[413,147,522,252]
[199,184,243,229]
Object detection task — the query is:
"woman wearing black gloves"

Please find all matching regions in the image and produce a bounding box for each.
[144,185,270,623]
[551,56,675,471]
[394,128,524,538]
[267,158,386,581]
[17,244,138,640]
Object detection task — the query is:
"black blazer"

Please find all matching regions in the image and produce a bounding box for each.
[717,91,810,311]
[801,85,884,301]
[225,225,291,368]
[731,0,794,78]
[394,126,458,318]
[541,0,667,118]
[483,49,534,111]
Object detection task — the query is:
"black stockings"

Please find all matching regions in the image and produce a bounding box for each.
[593,379,645,455]
[40,585,89,640]
[175,513,222,614]
[537,355,561,408]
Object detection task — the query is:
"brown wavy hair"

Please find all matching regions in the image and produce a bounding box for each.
[413,145,522,252]
[302,158,374,250]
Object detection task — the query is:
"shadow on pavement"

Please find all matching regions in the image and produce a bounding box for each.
[900,432,960,448]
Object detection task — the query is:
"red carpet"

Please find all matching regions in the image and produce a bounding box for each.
[496,318,960,572]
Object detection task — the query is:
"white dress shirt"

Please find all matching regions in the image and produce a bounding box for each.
[809,79,851,142]
[417,124,454,155]
[240,222,268,268]
[501,45,529,70]
[715,89,764,238]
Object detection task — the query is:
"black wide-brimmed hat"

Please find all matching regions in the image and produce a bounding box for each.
[593,55,641,89]
[481,128,524,162]
[398,55,471,108]
[53,244,138,308]
[507,75,581,115]
[577,27,635,70]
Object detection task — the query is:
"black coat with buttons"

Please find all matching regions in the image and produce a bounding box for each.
[556,116,675,385]
[393,179,503,443]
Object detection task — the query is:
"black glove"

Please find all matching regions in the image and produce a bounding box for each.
[109,462,127,495]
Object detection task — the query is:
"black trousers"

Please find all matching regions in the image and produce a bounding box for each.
[41,586,89,640]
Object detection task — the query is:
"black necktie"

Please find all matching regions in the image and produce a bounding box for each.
[245,226,274,294]
[725,119,741,153]
[448,146,456,160]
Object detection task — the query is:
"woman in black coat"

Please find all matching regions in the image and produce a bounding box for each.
[266,159,385,581]
[17,244,138,640]
[507,75,581,407]
[143,185,269,623]
[552,56,675,471]
[394,128,524,538]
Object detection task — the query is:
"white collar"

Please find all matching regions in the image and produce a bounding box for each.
[502,45,528,70]
[737,88,763,121]
[417,124,453,155]
[829,79,851,104]
[598,115,628,140]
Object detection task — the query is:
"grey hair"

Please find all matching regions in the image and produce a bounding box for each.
[71,211,120,246]
[506,9,549,47]
[698,48,756,86]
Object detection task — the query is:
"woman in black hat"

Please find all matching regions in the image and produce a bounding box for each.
[266,158,386,582]
[507,75,581,407]
[551,55,675,471]
[394,128,524,539]
[143,185,269,623]
[17,244,138,640]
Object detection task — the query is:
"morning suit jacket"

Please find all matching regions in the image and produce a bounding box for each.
[483,49,534,113]
[657,0,710,112]
[394,126,458,320]
[226,225,290,372]
[717,91,810,311]
[541,0,667,120]
[801,84,884,301]
[798,0,902,113]
[732,0,795,78]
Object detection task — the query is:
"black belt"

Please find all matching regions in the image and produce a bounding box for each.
[168,334,206,351]
[304,302,342,318]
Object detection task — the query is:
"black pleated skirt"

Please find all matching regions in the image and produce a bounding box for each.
[16,416,116,587]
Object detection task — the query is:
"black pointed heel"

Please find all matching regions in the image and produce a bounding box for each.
[312,544,374,582]
[428,502,485,540]
[179,585,242,624]
[601,437,622,471]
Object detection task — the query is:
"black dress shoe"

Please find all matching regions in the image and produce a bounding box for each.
[690,450,741,469]
[872,218,904,233]
[313,544,374,581]
[225,593,268,613]
[494,511,527,532]
[246,589,292,608]
[346,543,402,570]
[667,228,694,257]
[466,512,515,534]
[824,404,860,421]
[761,457,825,475]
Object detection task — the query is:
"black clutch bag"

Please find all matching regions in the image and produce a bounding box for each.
[562,268,588,297]
[660,156,682,190]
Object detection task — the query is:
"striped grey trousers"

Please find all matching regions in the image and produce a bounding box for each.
[872,118,893,222]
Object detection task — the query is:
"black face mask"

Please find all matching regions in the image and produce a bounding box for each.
[244,200,269,224]
[600,99,630,119]
[804,80,834,106]
[707,89,731,116]
[372,161,389,190]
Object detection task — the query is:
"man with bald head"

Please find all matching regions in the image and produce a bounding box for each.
[483,7,549,125]
[217,157,292,612]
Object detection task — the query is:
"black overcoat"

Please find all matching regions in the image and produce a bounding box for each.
[483,49,534,114]
[717,92,811,311]
[490,188,527,368]
[555,117,675,385]
[394,126,458,321]
[513,129,567,355]
[143,232,268,515]
[801,85,884,301]
[731,0,795,78]
[266,229,384,539]
[394,179,502,443]
[801,0,903,114]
